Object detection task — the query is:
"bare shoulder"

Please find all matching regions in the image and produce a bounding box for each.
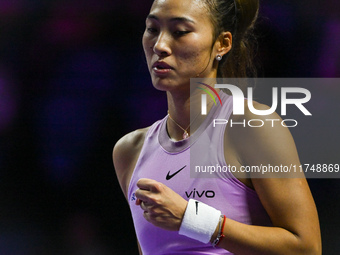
[227,100,298,167]
[113,127,149,161]
[113,127,149,198]
[225,100,300,186]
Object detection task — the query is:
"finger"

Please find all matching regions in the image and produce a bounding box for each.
[136,198,142,206]
[137,178,160,191]
[135,188,152,203]
[143,210,150,221]
[140,201,148,211]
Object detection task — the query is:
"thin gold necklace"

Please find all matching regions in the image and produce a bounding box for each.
[167,89,216,139]
[167,110,201,139]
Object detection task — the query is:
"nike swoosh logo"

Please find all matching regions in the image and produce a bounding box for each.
[166,165,186,180]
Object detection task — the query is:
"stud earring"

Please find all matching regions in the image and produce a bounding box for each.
[216,54,222,61]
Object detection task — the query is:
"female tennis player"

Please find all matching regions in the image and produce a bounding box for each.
[113,0,321,254]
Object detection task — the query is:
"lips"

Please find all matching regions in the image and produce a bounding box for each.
[152,61,174,74]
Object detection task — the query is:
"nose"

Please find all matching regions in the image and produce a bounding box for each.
[153,32,171,57]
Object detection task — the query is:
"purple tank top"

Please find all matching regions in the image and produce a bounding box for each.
[128,91,272,254]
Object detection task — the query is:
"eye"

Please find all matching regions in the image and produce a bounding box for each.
[146,27,158,34]
[174,31,190,36]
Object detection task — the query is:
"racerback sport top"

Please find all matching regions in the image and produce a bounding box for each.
[128,91,272,254]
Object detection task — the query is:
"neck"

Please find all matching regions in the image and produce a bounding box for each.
[166,86,218,141]
[166,90,191,141]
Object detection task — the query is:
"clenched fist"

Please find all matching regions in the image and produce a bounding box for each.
[135,178,188,231]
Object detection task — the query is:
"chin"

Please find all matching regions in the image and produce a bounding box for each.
[151,76,190,92]
[151,77,174,91]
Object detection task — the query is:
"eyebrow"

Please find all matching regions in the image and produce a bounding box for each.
[146,14,195,24]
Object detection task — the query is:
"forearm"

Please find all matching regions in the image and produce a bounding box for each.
[213,217,321,255]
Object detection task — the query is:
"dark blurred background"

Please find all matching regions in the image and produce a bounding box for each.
[0,0,339,254]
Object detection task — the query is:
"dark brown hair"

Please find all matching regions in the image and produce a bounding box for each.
[203,0,259,78]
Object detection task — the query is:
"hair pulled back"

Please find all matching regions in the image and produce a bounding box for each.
[203,0,259,78]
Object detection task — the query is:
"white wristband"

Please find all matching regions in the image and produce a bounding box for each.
[179,199,221,244]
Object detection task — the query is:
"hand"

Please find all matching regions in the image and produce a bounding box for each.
[135,178,188,231]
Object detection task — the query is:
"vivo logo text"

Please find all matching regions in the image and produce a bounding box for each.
[185,188,215,199]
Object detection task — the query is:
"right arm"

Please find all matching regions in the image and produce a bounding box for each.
[113,128,149,198]
[112,128,149,255]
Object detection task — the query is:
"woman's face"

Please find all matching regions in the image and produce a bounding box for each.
[142,0,219,92]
